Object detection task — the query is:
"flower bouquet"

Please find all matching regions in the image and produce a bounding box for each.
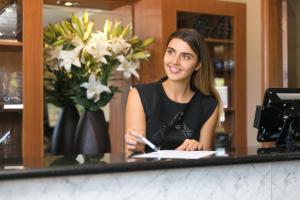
[43,13,153,155]
[44,12,153,111]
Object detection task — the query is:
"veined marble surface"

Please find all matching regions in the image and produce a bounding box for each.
[0,162,279,200]
[272,161,300,200]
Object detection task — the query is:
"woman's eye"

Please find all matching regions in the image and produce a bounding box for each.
[167,49,174,55]
[182,54,191,60]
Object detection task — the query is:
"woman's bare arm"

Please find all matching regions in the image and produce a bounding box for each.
[199,106,219,150]
[176,106,219,151]
[124,88,147,155]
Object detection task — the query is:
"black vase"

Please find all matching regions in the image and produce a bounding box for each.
[74,109,111,155]
[51,105,79,155]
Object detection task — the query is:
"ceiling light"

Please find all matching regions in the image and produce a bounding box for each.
[56,1,80,7]
[64,2,73,6]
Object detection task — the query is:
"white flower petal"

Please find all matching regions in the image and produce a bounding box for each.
[123,71,131,79]
[80,74,111,102]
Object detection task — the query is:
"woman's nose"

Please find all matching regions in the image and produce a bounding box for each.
[171,55,180,65]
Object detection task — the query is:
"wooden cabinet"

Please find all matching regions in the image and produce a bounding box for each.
[134,0,246,148]
[0,0,43,163]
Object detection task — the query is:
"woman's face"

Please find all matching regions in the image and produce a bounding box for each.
[163,38,200,82]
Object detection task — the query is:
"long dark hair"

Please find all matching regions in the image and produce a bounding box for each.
[166,28,220,104]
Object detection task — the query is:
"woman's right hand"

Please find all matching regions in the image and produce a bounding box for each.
[125,130,146,153]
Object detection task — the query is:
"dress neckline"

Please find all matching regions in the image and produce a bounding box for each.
[157,81,197,106]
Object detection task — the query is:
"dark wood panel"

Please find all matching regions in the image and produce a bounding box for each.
[22,0,44,166]
[133,0,165,84]
[0,51,22,72]
[262,0,283,92]
[261,0,283,148]
[109,73,130,154]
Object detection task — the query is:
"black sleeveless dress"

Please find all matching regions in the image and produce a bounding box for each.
[135,80,217,151]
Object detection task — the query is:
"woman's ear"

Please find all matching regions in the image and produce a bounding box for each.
[195,63,201,71]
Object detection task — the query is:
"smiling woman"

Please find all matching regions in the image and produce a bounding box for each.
[125,28,221,155]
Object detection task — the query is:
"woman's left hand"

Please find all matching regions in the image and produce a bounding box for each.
[176,139,203,151]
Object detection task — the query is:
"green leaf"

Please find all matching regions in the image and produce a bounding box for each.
[61,20,72,35]
[140,38,154,48]
[103,20,112,38]
[56,24,67,36]
[120,24,130,38]
[71,15,84,39]
[128,35,140,45]
[83,11,89,26]
[84,21,94,41]
[52,38,67,46]
[132,51,151,60]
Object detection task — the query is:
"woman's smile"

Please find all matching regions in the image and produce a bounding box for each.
[168,65,182,74]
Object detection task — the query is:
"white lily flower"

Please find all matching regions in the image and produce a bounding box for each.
[58,44,83,72]
[109,37,131,55]
[80,74,111,102]
[44,46,62,70]
[72,36,84,47]
[116,55,140,79]
[85,31,111,64]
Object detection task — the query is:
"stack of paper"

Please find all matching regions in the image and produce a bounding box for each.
[133,150,216,159]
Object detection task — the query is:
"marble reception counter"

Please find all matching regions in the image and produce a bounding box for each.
[1,147,300,200]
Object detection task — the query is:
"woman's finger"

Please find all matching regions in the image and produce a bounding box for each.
[190,141,199,151]
[127,130,144,143]
[197,143,203,150]
[125,138,137,145]
[126,144,136,150]
[176,139,203,151]
[186,140,198,151]
[125,130,146,152]
[176,139,190,151]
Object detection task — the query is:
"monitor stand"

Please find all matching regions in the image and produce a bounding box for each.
[275,116,300,151]
[257,113,300,154]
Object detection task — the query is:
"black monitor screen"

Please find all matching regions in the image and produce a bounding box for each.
[254,88,300,147]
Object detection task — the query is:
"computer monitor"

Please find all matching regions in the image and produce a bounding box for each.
[254,88,300,150]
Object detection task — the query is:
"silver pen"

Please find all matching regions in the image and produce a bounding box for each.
[130,132,161,153]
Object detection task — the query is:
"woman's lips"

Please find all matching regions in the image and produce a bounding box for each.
[169,65,181,73]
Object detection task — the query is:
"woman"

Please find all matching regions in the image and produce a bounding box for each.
[125,28,220,155]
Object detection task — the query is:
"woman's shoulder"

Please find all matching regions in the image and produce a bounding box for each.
[191,90,218,120]
[132,81,162,113]
[194,89,218,107]
[134,81,161,94]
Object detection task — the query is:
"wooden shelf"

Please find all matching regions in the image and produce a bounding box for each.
[205,38,233,44]
[0,40,23,47]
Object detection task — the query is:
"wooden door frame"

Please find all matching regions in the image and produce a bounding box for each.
[23,0,44,166]
[261,0,283,95]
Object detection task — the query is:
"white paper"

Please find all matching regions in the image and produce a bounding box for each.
[132,150,216,159]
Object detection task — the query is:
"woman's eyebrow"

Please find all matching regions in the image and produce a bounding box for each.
[181,52,194,57]
[166,46,175,51]
[167,46,194,57]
